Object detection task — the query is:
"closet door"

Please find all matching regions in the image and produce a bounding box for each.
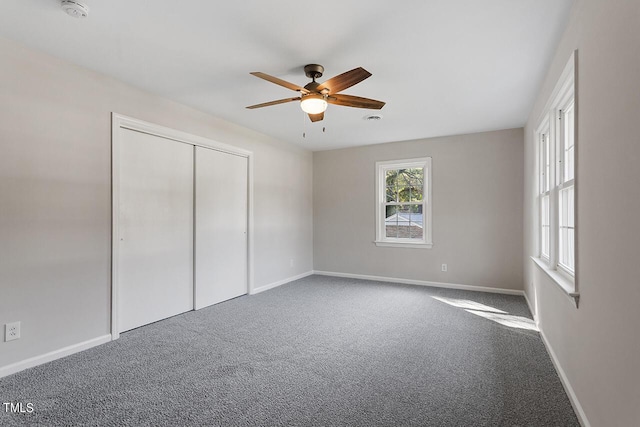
[117,129,194,332]
[195,147,248,309]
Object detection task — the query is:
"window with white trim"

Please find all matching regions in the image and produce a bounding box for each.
[535,51,577,291]
[375,157,432,248]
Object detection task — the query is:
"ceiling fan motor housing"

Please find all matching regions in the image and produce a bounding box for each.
[304,64,324,80]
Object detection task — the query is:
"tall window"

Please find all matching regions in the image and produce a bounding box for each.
[535,51,576,285]
[375,157,432,248]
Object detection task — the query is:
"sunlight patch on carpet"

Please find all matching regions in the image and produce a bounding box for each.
[432,296,507,314]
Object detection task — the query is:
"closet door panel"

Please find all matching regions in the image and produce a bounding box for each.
[118,129,194,332]
[195,147,248,309]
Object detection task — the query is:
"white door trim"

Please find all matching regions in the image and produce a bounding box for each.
[111,113,254,340]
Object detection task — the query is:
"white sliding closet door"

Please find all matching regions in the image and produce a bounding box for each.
[195,146,248,309]
[117,129,194,332]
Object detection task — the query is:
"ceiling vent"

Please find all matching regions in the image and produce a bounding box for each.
[61,1,89,18]
[363,114,383,121]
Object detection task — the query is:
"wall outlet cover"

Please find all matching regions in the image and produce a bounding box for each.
[5,321,20,342]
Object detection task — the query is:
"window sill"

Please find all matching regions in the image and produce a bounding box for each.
[374,241,433,249]
[531,256,579,307]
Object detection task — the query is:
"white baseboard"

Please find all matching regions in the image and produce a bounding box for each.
[538,328,590,427]
[250,270,314,295]
[313,270,525,296]
[0,334,112,379]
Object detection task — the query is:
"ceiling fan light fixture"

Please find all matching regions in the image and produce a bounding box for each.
[300,94,328,114]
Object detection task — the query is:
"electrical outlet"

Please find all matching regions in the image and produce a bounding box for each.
[5,322,20,342]
[441,264,448,272]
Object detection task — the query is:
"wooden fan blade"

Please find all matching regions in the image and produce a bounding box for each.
[250,72,310,93]
[316,67,372,94]
[308,112,324,122]
[246,97,301,109]
[327,94,385,109]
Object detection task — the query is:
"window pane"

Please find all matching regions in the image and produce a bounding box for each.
[540,138,544,191]
[566,146,574,182]
[406,168,423,185]
[559,186,575,272]
[386,185,397,202]
[385,170,399,203]
[545,138,550,191]
[408,205,424,239]
[540,134,549,193]
[398,185,410,202]
[564,103,575,182]
[541,195,550,258]
[410,185,423,202]
[385,205,399,238]
[397,205,412,228]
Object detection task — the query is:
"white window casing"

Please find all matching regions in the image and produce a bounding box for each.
[375,157,433,248]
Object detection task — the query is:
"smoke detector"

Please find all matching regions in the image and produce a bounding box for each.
[61,1,89,18]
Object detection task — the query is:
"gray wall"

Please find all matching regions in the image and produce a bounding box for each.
[523,0,640,425]
[0,37,313,370]
[314,129,524,291]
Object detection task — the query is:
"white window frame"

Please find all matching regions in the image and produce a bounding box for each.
[532,51,578,305]
[374,157,433,249]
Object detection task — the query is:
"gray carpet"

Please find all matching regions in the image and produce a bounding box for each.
[0,275,579,426]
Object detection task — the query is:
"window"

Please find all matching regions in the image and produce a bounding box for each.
[375,157,432,248]
[534,51,577,297]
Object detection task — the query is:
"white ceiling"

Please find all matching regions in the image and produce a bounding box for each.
[0,0,572,151]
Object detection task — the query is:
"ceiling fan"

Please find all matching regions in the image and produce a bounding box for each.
[246,64,385,122]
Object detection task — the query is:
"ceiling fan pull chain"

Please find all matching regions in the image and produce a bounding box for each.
[302,108,307,139]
